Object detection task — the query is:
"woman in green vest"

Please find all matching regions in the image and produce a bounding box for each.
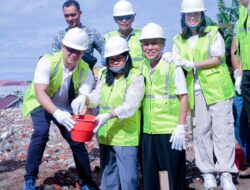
[172,0,237,189]
[85,36,145,190]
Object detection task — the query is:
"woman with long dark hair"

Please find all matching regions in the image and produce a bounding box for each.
[172,0,238,189]
[85,36,145,190]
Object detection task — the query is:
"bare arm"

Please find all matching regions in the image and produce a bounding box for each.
[177,94,188,125]
[35,83,58,114]
[231,36,242,73]
[194,56,221,69]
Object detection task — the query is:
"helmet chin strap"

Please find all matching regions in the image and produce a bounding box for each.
[187,15,204,30]
[149,48,164,65]
[109,55,128,74]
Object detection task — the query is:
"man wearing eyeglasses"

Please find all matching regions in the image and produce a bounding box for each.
[104,0,144,71]
[52,0,104,71]
[22,28,99,190]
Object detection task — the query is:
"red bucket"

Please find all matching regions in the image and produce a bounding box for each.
[235,144,245,170]
[71,115,97,142]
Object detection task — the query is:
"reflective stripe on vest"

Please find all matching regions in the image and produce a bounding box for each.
[237,5,250,70]
[142,57,180,134]
[145,95,177,99]
[22,52,90,116]
[104,30,144,71]
[173,25,234,110]
[98,68,142,146]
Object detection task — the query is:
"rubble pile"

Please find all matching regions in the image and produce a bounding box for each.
[0,109,248,189]
[0,108,100,189]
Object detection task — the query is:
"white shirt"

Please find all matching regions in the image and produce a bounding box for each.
[88,74,145,119]
[149,55,187,95]
[172,31,225,93]
[34,56,94,111]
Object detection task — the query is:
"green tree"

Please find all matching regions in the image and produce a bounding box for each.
[217,0,239,69]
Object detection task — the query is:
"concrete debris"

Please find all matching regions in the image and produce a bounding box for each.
[0,108,248,189]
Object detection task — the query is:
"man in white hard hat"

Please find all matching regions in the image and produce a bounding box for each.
[52,0,104,71]
[140,22,188,190]
[104,0,144,71]
[22,28,99,190]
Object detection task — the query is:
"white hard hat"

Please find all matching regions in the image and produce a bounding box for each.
[62,28,89,51]
[113,0,135,16]
[139,22,166,41]
[104,36,129,58]
[181,0,206,13]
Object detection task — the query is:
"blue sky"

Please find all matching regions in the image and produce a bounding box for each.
[0,0,233,81]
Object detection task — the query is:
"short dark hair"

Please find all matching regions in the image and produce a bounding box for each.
[105,51,133,86]
[63,0,80,11]
[180,11,207,39]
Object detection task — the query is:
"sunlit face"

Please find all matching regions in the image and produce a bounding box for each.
[115,15,134,32]
[185,12,202,28]
[62,45,84,70]
[141,39,164,61]
[63,5,82,28]
[108,54,126,70]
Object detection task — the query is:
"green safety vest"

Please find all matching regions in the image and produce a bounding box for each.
[237,5,250,70]
[98,68,142,146]
[104,29,144,71]
[142,57,180,134]
[22,52,90,116]
[173,25,234,110]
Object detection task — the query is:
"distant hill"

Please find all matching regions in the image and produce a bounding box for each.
[0,80,30,86]
[0,80,30,98]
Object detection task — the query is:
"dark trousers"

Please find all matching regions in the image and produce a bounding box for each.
[142,133,186,190]
[24,107,99,189]
[233,95,250,164]
[242,71,250,120]
[241,70,250,164]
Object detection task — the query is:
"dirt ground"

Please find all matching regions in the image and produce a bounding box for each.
[0,108,250,190]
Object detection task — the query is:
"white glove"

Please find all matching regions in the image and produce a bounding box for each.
[169,124,186,151]
[234,69,242,95]
[53,109,75,131]
[175,58,195,69]
[71,95,86,115]
[235,76,242,95]
[94,113,112,133]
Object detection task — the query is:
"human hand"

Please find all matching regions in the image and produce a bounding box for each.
[71,95,86,115]
[174,58,195,69]
[169,124,186,151]
[53,109,75,131]
[234,69,242,95]
[94,113,112,133]
[235,76,242,95]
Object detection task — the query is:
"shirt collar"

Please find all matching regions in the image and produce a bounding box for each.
[119,29,135,41]
[66,23,86,31]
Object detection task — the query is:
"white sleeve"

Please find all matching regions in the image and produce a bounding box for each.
[173,67,188,95]
[34,56,51,84]
[210,32,225,57]
[78,71,94,95]
[114,75,145,119]
[248,4,250,15]
[87,79,102,108]
[233,22,237,36]
[171,44,181,58]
